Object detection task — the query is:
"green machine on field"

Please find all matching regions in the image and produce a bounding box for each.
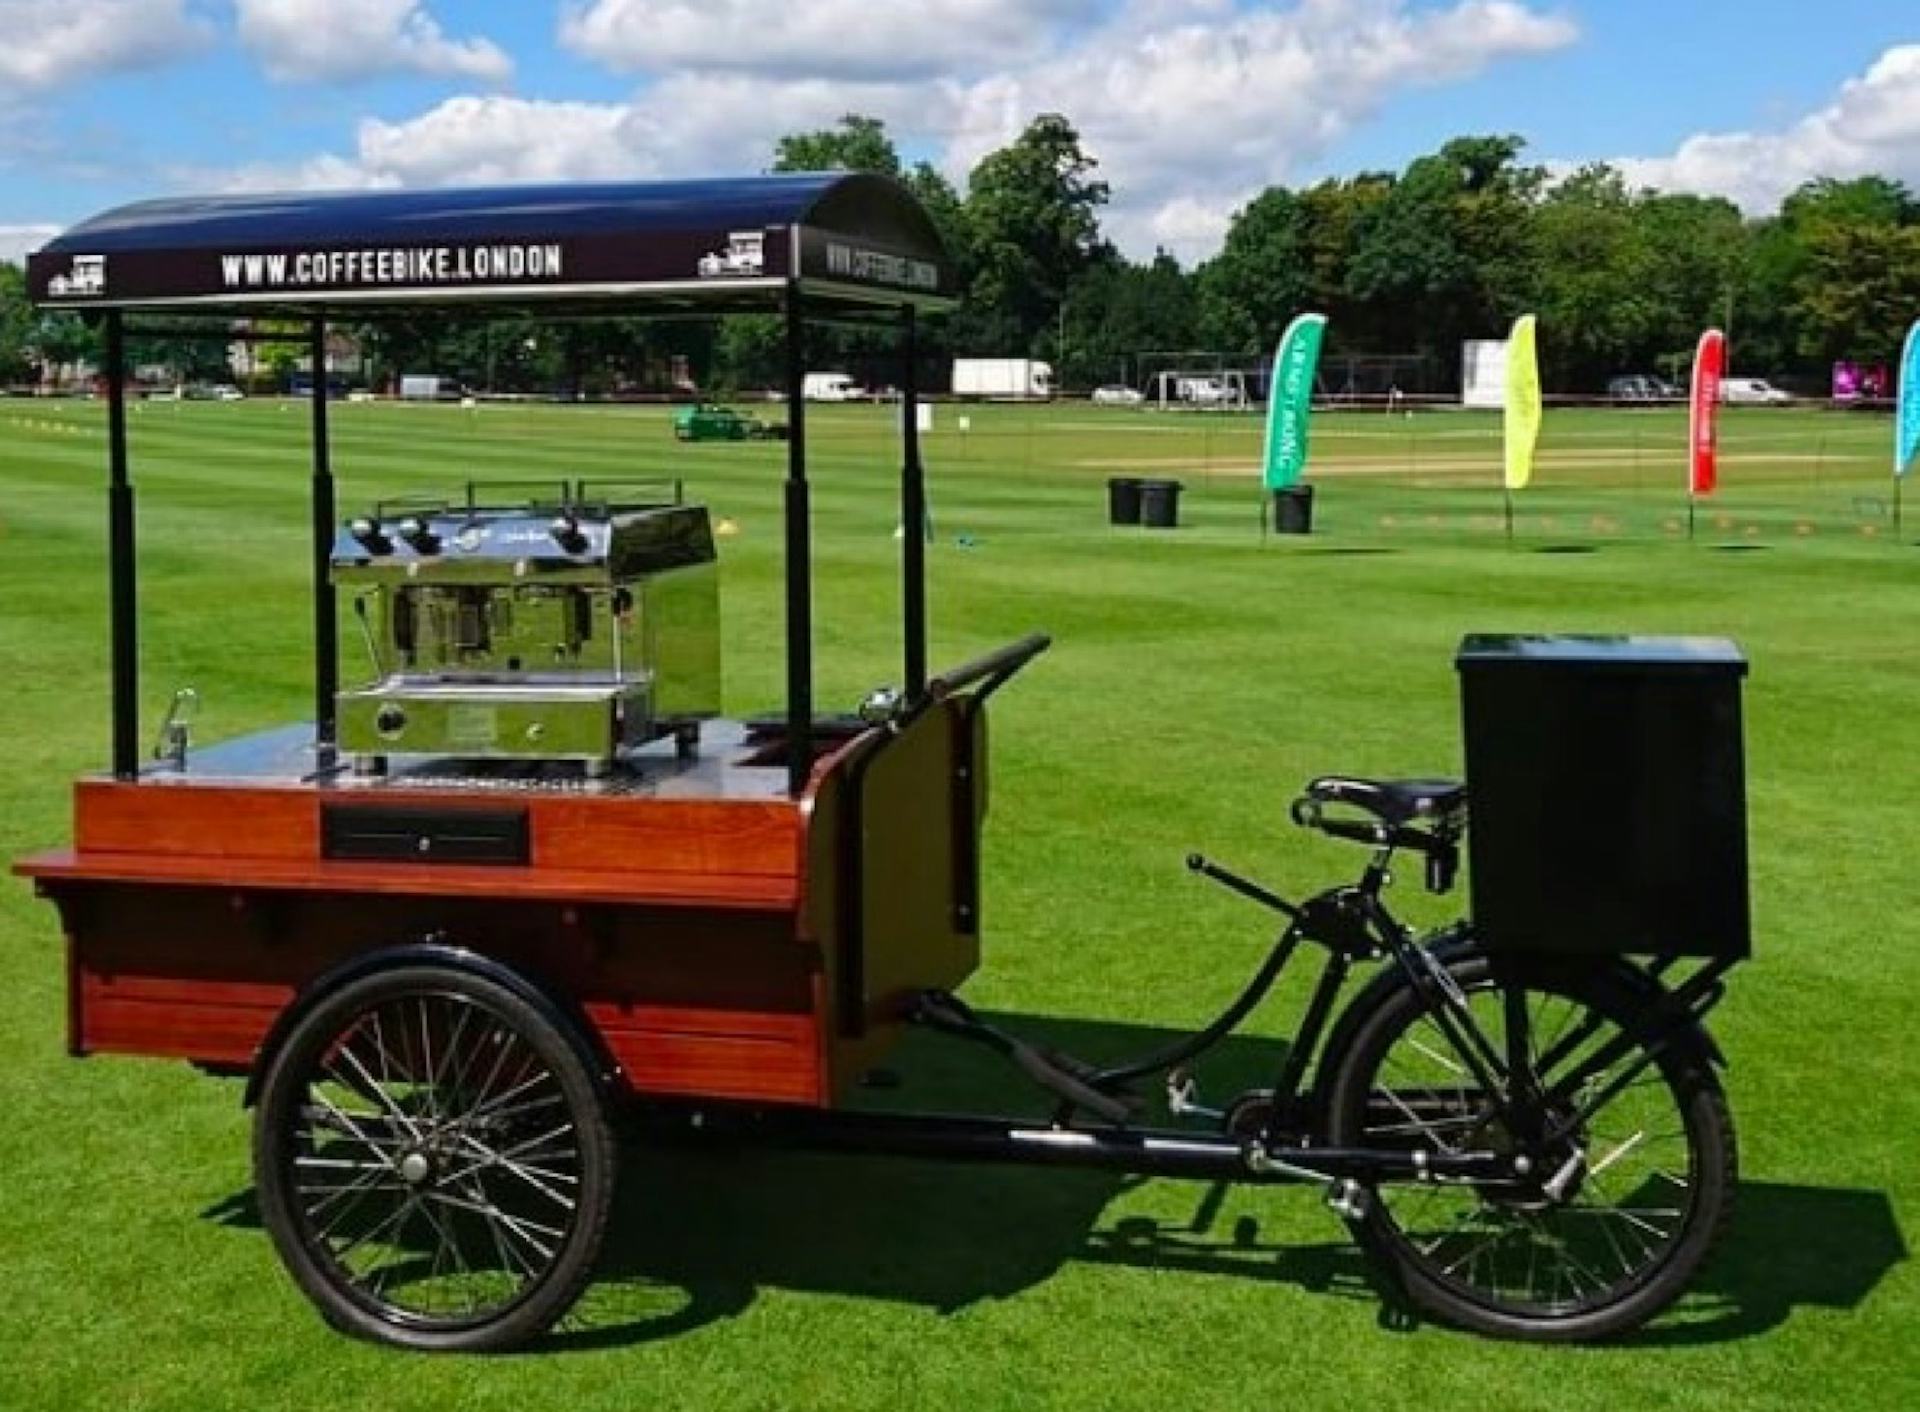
[672,402,788,442]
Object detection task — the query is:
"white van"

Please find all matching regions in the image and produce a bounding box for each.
[803,372,862,402]
[1719,377,1791,405]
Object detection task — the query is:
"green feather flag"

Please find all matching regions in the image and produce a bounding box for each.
[1263,313,1328,490]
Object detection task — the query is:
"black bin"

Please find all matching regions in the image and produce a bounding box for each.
[1140,479,1183,528]
[1272,484,1315,534]
[1456,635,1750,959]
[1107,476,1142,525]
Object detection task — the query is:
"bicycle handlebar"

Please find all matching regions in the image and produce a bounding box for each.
[925,632,1052,703]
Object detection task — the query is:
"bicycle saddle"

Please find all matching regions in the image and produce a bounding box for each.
[1302,776,1466,826]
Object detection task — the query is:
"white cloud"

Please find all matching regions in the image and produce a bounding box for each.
[0,0,209,94]
[1602,45,1920,212]
[234,0,511,85]
[937,0,1579,258]
[197,0,1577,261]
[351,96,640,184]
[0,222,60,263]
[559,0,1091,81]
[200,79,918,192]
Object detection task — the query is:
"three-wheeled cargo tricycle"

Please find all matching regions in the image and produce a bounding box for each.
[16,175,1750,1350]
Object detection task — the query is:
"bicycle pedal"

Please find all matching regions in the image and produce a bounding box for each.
[1166,1067,1223,1121]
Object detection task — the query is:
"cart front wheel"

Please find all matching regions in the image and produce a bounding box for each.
[1325,952,1735,1341]
[253,963,616,1351]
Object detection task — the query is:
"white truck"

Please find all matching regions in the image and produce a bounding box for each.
[952,358,1053,400]
[803,372,863,402]
[400,374,458,401]
[1460,340,1508,410]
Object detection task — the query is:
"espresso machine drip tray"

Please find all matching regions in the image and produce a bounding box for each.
[336,678,652,765]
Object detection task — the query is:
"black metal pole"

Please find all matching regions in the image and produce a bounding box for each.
[309,317,337,756]
[783,282,813,797]
[636,1102,1496,1185]
[104,311,138,780]
[901,304,927,696]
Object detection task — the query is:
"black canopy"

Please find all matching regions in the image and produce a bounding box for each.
[54,172,941,796]
[28,173,954,314]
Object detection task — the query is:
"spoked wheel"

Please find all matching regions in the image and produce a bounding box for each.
[253,965,616,1351]
[1326,952,1735,1340]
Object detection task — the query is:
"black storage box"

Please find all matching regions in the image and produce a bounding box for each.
[1272,484,1315,534]
[1107,477,1142,525]
[1456,635,1750,959]
[1140,479,1183,528]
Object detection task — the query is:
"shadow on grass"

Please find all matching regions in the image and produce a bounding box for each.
[202,1011,1907,1351]
[1619,1180,1908,1348]
[555,1013,1324,1350]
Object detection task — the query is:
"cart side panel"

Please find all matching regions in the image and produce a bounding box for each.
[815,699,984,1096]
[51,881,825,1104]
[801,731,896,1097]
[856,701,982,1010]
[74,779,801,881]
[587,904,823,1105]
[76,779,318,859]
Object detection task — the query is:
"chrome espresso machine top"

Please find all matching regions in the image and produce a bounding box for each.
[330,481,719,774]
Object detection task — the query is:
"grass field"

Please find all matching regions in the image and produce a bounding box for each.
[0,398,1915,1410]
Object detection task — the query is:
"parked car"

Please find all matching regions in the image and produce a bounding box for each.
[1606,374,1677,402]
[1719,377,1791,405]
[1091,384,1144,405]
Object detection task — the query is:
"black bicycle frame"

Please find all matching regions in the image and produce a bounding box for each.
[648,834,1731,1193]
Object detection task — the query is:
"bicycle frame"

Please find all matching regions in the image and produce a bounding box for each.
[1170,840,1736,1161]
[651,832,1734,1200]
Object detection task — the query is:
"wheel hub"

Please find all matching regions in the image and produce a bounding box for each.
[398,1149,434,1187]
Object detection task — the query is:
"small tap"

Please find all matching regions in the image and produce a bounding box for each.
[153,687,199,770]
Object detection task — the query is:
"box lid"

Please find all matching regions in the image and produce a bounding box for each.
[1455,634,1748,677]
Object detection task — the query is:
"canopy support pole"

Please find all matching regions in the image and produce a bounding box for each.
[783,282,813,797]
[104,311,138,780]
[308,317,337,758]
[901,305,927,696]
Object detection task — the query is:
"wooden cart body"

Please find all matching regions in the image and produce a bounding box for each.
[18,697,987,1107]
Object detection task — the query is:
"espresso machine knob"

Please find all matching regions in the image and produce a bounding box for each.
[397,515,440,553]
[349,516,393,554]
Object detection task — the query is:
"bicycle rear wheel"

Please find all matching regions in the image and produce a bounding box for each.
[1325,952,1735,1340]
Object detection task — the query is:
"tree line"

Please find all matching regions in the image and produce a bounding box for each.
[3,114,1917,395]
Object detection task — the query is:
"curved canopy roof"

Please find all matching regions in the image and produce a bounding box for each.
[28,173,954,315]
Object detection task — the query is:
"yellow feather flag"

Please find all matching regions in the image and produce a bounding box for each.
[1503,314,1542,491]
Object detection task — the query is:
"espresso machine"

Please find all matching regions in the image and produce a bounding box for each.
[330,481,719,774]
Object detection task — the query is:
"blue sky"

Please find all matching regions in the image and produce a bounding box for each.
[2,1,1917,263]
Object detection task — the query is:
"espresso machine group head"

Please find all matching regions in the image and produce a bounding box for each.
[330,480,720,775]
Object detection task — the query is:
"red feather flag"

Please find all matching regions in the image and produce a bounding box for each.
[1690,329,1726,497]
